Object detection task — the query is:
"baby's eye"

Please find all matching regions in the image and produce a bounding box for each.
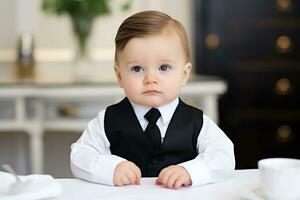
[131,65,143,72]
[159,64,172,72]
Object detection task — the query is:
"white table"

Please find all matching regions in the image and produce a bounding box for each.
[0,77,227,174]
[55,170,260,200]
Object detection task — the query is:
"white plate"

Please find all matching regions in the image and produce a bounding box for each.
[0,171,62,200]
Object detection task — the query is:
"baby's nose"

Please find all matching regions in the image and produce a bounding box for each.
[144,73,158,85]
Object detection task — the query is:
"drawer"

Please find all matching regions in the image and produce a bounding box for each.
[228,117,300,168]
[229,29,300,62]
[229,73,300,108]
[229,109,300,125]
[230,0,300,19]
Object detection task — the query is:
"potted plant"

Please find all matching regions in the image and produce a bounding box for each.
[41,0,131,59]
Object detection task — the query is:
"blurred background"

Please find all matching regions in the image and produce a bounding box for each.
[0,0,299,177]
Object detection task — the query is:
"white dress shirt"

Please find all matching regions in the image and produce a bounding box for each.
[70,98,235,187]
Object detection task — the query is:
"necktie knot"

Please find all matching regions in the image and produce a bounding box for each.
[144,108,161,124]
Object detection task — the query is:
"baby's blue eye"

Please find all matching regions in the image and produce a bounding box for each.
[159,64,172,72]
[131,66,143,72]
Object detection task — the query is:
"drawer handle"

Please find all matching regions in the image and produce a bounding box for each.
[205,33,220,50]
[276,125,292,143]
[57,105,77,117]
[275,78,292,95]
[275,35,292,53]
[276,0,292,12]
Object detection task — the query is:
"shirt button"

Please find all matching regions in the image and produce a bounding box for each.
[152,158,159,165]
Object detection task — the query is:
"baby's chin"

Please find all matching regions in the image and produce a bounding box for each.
[130,98,173,108]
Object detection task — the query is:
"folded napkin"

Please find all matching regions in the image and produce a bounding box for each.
[0,171,62,200]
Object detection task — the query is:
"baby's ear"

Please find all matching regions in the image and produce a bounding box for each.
[181,62,192,86]
[114,64,122,83]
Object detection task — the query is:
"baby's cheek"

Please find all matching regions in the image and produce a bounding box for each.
[166,84,181,97]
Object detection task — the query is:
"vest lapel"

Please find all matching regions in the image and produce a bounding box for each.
[119,98,155,155]
[161,99,183,148]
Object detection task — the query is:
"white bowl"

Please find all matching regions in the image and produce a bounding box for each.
[258,158,300,200]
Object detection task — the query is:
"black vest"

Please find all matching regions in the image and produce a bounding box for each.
[104,98,203,177]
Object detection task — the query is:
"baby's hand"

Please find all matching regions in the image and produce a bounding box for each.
[156,165,192,189]
[113,161,141,186]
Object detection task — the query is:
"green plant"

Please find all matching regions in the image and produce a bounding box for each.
[42,0,131,57]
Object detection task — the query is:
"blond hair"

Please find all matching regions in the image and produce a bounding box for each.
[114,10,190,63]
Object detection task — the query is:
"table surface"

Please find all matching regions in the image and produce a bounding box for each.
[55,170,260,200]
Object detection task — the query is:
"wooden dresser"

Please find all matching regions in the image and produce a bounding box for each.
[194,0,300,168]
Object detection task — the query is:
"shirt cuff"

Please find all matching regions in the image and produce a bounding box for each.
[179,159,212,187]
[90,155,126,186]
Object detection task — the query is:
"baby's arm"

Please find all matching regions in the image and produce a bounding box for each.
[157,115,235,189]
[70,110,141,186]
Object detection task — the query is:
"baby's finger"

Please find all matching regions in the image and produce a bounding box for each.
[114,178,122,186]
[174,175,185,189]
[131,164,141,184]
[155,178,162,185]
[158,167,167,179]
[159,168,173,185]
[120,175,131,185]
[167,173,180,189]
[125,169,136,184]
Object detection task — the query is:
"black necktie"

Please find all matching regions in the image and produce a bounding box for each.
[144,108,161,151]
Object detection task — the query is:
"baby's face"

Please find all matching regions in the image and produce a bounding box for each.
[115,30,191,107]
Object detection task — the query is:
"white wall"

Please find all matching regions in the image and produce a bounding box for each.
[0,0,194,83]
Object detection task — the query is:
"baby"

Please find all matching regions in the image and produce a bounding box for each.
[70,10,235,189]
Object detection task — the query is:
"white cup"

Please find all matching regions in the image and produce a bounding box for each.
[258,158,300,200]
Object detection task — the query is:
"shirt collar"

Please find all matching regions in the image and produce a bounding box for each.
[130,98,179,125]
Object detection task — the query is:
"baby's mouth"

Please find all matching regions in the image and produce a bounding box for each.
[143,90,161,94]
